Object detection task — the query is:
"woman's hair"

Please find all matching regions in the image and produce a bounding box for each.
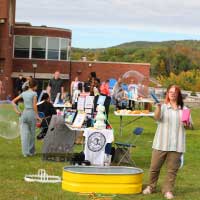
[29,79,38,89]
[41,93,49,101]
[165,85,184,108]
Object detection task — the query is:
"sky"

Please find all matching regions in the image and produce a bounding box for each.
[16,0,200,48]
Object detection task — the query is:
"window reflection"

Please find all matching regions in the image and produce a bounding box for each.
[48,37,59,60]
[60,38,68,60]
[32,36,46,59]
[14,36,30,58]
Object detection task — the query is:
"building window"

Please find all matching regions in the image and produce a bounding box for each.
[32,36,46,59]
[14,35,70,60]
[60,38,68,60]
[48,37,59,60]
[14,36,30,58]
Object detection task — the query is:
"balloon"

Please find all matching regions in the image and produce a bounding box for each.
[0,102,20,139]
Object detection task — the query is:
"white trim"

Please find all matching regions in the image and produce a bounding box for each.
[13,57,69,62]
[11,72,69,79]
[13,35,15,58]
[58,38,61,61]
[67,39,70,61]
[71,60,150,66]
[29,36,32,59]
[46,37,48,60]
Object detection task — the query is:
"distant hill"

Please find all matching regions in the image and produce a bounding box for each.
[73,40,200,51]
[115,40,200,50]
[71,40,200,76]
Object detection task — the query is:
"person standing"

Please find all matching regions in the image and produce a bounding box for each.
[72,82,83,109]
[100,80,110,96]
[22,76,33,91]
[12,80,41,157]
[112,77,124,109]
[100,80,111,117]
[47,71,64,103]
[70,76,79,99]
[84,74,92,93]
[37,93,56,140]
[0,79,3,100]
[128,79,138,110]
[15,74,26,96]
[143,85,191,199]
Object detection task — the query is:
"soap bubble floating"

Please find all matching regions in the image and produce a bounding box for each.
[122,70,145,83]
[0,101,20,139]
[122,70,149,97]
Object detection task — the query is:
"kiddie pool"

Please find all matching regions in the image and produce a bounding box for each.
[62,166,143,194]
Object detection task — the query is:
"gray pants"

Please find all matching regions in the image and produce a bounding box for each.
[149,149,181,193]
[20,109,36,156]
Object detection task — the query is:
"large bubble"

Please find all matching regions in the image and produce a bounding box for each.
[122,70,149,97]
[0,101,20,139]
[122,70,145,83]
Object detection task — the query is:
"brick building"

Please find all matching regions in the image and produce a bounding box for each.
[0,0,150,99]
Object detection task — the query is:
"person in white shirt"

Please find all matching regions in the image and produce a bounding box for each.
[128,79,138,110]
[72,82,83,109]
[70,76,79,99]
[143,85,191,200]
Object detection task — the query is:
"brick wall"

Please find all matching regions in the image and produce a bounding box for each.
[0,0,15,99]
[13,59,70,75]
[70,61,150,85]
[13,60,150,84]
[14,26,72,39]
[0,0,8,18]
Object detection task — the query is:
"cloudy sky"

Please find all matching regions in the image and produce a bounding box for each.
[16,0,200,48]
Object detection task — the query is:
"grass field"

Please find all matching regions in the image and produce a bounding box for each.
[0,104,200,200]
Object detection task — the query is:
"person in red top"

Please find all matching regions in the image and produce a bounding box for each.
[100,80,110,96]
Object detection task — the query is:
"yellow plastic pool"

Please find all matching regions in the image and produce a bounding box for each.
[62,166,143,194]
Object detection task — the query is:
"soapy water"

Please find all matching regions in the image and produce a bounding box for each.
[0,102,20,139]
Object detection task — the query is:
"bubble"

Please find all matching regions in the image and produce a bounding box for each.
[122,70,149,97]
[122,70,145,83]
[0,102,20,139]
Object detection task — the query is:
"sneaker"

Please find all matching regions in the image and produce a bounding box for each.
[143,186,153,195]
[164,192,174,199]
[29,152,36,156]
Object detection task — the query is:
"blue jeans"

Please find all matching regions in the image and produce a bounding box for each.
[20,109,36,156]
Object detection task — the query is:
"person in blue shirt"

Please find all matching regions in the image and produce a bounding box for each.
[12,80,41,157]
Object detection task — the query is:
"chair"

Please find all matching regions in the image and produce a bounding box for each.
[38,111,51,128]
[114,127,144,166]
[36,112,51,137]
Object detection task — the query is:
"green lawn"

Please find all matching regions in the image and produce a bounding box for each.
[0,105,200,200]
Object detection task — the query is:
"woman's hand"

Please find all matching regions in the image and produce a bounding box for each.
[17,111,22,117]
[155,103,162,109]
[61,93,65,100]
[154,103,162,120]
[36,116,42,122]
